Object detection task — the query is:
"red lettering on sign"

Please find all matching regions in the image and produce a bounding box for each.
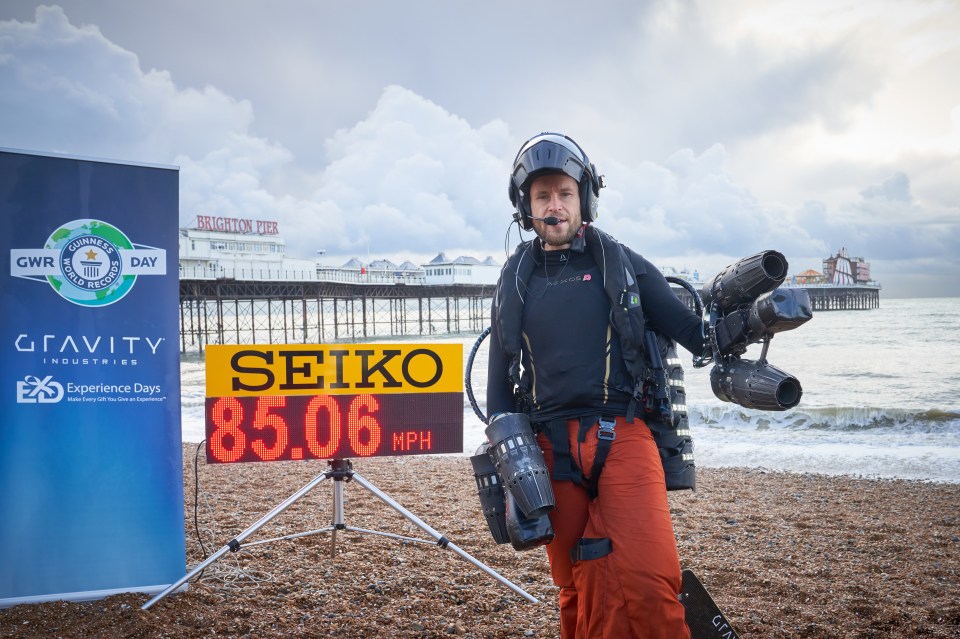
[204,392,462,463]
[252,396,289,461]
[305,395,341,458]
[209,397,247,462]
[195,216,279,236]
[348,394,381,457]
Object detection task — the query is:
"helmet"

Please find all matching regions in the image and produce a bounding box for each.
[508,132,603,231]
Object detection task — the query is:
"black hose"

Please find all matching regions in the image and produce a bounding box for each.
[465,326,491,423]
[666,275,712,368]
[665,275,704,317]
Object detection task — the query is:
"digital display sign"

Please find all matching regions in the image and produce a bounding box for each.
[204,343,464,463]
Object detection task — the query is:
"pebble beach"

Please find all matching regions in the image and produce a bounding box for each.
[1,445,958,638]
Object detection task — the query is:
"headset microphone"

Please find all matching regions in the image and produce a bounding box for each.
[530,216,560,226]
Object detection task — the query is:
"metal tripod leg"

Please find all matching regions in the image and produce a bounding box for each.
[141,467,336,610]
[348,469,538,603]
[245,461,445,552]
[142,459,537,610]
[330,467,345,558]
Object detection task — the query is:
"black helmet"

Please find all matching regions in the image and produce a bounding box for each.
[508,132,604,231]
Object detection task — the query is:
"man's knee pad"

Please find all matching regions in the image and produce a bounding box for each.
[484,413,555,518]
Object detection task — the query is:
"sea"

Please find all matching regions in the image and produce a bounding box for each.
[179,297,960,484]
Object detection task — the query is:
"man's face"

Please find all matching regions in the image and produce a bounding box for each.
[528,173,582,250]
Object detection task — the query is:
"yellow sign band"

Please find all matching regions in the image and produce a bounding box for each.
[206,343,463,396]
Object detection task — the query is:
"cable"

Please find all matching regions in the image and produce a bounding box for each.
[665,275,703,317]
[665,275,713,368]
[190,438,277,590]
[192,440,209,580]
[193,440,209,559]
[503,219,515,261]
[465,327,492,423]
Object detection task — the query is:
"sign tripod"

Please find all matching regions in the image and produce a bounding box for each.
[142,458,537,610]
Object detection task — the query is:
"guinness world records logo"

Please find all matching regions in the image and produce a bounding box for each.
[45,219,136,307]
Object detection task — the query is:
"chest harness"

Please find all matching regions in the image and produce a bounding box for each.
[494,225,676,498]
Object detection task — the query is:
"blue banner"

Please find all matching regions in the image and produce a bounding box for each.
[1,149,185,605]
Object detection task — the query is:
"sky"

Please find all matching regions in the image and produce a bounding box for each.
[1,1,958,298]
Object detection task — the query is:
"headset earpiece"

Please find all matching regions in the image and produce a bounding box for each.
[508,176,533,230]
[581,162,601,223]
[580,177,593,223]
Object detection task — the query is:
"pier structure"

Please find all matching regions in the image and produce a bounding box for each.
[176,221,882,355]
[177,278,712,355]
[788,284,881,311]
[788,246,881,311]
[177,278,879,355]
[178,278,494,355]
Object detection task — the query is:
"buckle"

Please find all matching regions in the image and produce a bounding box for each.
[597,417,617,441]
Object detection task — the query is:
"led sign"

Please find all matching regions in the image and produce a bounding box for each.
[204,343,464,463]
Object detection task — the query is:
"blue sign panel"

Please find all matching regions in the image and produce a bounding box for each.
[0,149,185,606]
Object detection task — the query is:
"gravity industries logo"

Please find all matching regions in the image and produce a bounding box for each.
[10,218,166,307]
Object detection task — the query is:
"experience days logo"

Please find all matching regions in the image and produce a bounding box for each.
[10,219,166,307]
[15,375,65,404]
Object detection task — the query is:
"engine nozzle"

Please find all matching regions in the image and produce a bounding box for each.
[710,359,802,410]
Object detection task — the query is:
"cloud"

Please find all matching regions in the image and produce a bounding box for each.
[302,87,512,259]
[601,144,826,265]
[860,172,912,202]
[0,6,279,165]
[573,0,888,167]
[0,8,519,264]
[1,4,957,298]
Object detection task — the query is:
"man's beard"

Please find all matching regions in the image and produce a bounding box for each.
[537,223,580,247]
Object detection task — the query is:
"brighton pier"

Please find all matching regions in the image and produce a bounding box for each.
[177,270,877,356]
[176,220,878,354]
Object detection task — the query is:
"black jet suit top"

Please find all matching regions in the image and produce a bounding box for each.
[486,238,705,424]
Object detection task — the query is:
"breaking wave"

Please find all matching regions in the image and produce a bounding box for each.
[690,405,960,433]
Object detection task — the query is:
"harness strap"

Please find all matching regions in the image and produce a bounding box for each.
[542,418,585,488]
[626,386,640,423]
[541,415,619,500]
[644,330,675,425]
[587,417,617,499]
[570,537,613,564]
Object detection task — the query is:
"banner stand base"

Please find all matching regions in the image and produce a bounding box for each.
[142,459,537,610]
[1,583,186,610]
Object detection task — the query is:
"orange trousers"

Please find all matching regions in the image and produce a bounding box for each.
[538,416,690,639]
